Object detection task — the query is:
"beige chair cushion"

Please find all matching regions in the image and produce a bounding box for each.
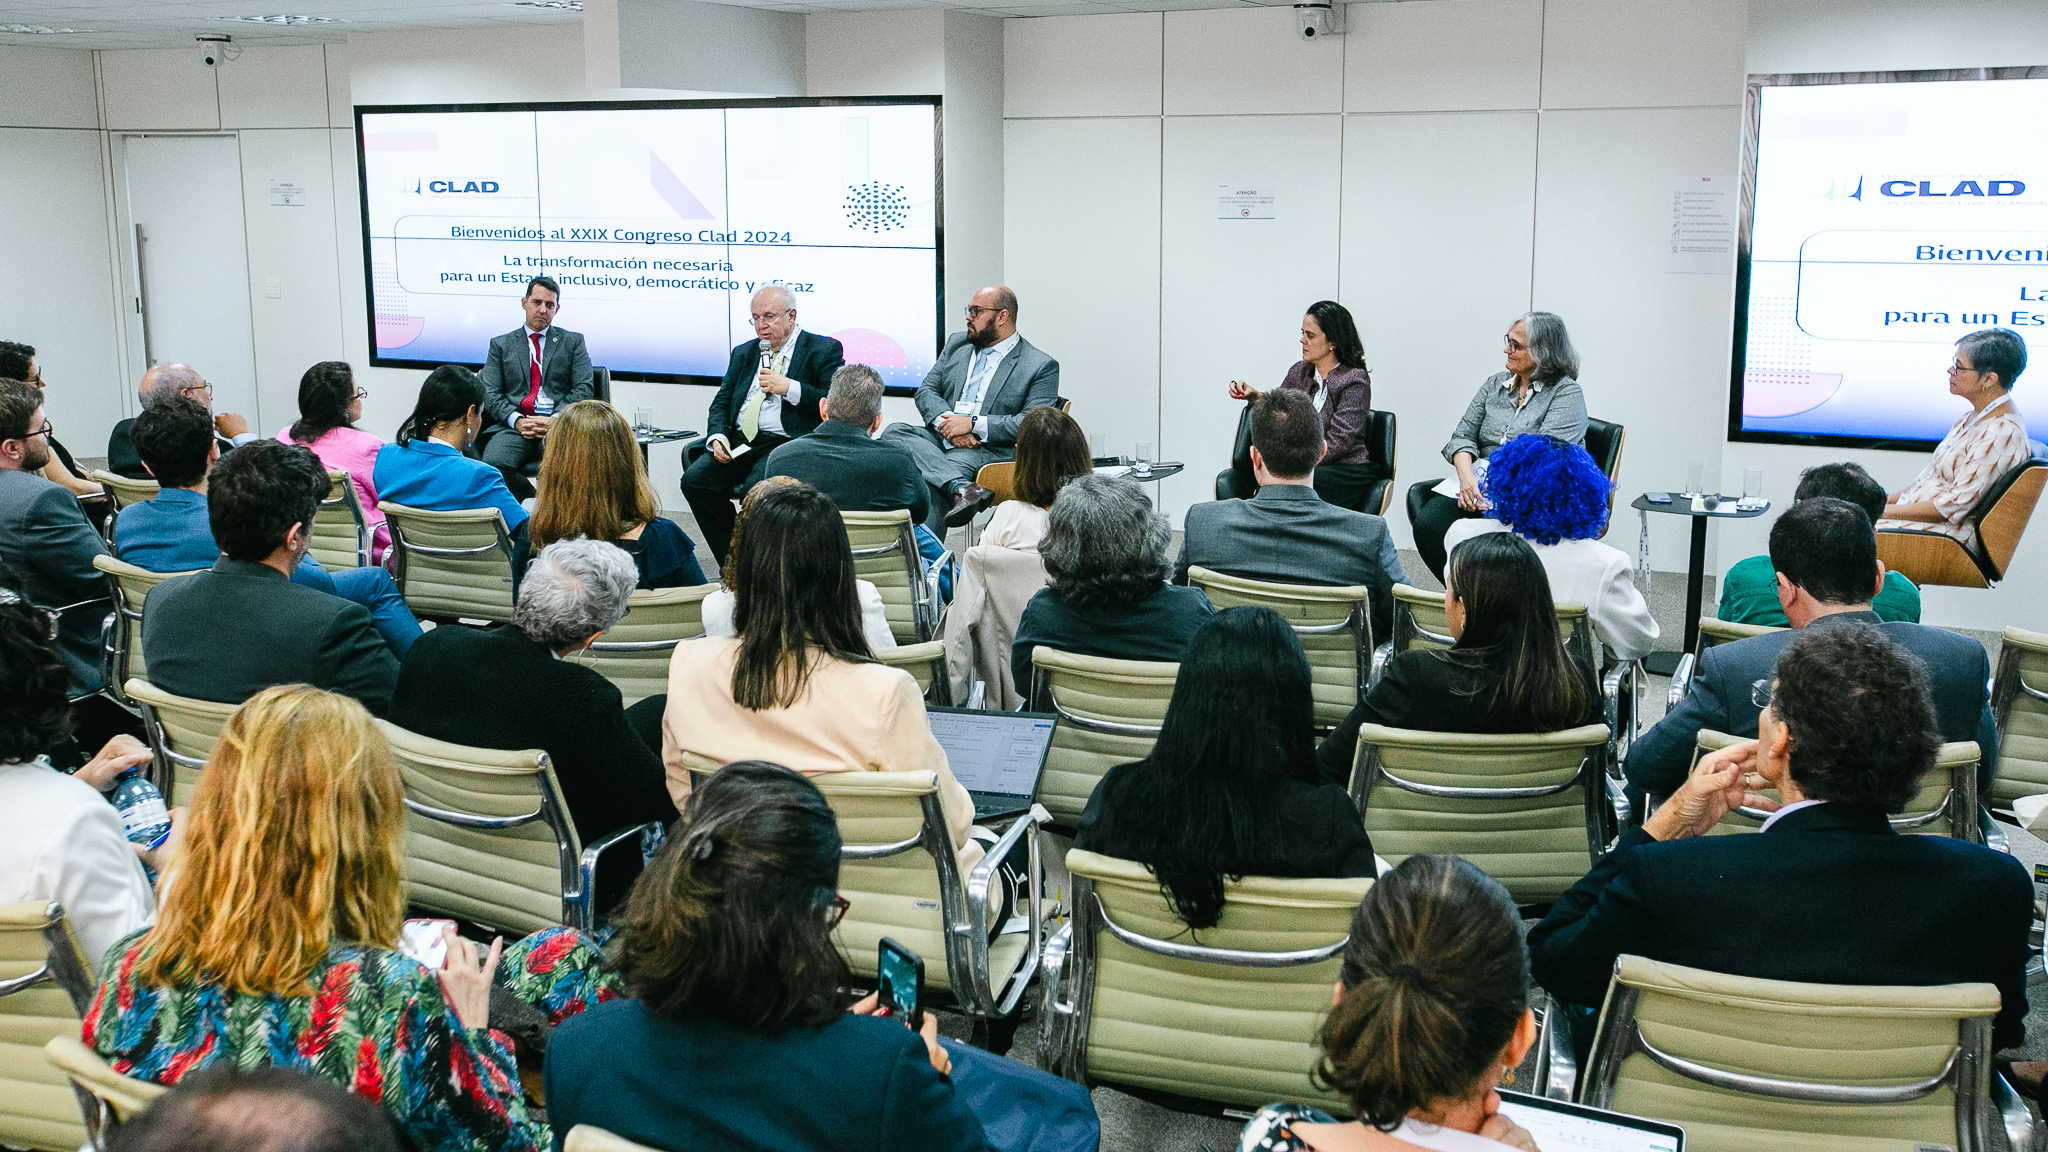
[820,771,973,994]
[43,1035,164,1123]
[1033,649,1177,826]
[95,557,196,695]
[843,511,925,645]
[1692,731,1977,839]
[1993,626,2048,811]
[380,503,517,623]
[878,640,946,701]
[125,678,236,808]
[1188,567,1369,728]
[308,470,368,570]
[567,584,714,707]
[1,906,93,1152]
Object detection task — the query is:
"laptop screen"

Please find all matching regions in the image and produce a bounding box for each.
[1495,1091,1683,1152]
[927,708,1057,798]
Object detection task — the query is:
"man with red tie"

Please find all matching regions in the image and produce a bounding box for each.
[475,276,593,500]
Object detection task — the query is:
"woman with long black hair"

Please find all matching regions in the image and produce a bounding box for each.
[1074,606,1376,930]
[1316,531,1599,787]
[1226,300,1382,510]
[370,364,528,540]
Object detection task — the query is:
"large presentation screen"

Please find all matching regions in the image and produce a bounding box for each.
[355,98,942,389]
[1733,70,2044,450]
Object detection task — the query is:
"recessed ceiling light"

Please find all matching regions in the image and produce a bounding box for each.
[216,14,351,24]
[513,1,584,10]
[0,23,98,33]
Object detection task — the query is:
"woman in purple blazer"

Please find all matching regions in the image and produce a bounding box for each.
[1228,299,1381,511]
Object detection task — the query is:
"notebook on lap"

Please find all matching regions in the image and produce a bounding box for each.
[1495,1090,1684,1152]
[926,706,1057,821]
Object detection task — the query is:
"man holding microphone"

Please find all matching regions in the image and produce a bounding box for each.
[682,284,845,563]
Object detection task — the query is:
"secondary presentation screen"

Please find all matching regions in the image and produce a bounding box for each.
[1733,71,2044,449]
[355,98,942,389]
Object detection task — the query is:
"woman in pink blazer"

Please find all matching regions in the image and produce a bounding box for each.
[276,361,389,563]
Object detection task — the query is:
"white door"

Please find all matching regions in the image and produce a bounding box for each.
[124,135,263,431]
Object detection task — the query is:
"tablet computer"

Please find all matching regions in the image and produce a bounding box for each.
[1495,1089,1684,1152]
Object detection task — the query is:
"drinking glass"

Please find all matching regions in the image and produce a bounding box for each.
[1743,466,1764,501]
[1685,462,1704,497]
[634,406,655,433]
[1134,442,1154,475]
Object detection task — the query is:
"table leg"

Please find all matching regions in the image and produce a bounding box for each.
[1681,514,1709,659]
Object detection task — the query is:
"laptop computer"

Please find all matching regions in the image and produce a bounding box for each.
[927,706,1058,821]
[1495,1090,1684,1152]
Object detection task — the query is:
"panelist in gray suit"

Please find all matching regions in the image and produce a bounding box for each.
[881,285,1060,536]
[475,276,593,501]
[0,378,112,692]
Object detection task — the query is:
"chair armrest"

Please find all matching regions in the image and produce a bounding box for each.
[1665,652,1696,711]
[965,804,1046,937]
[1605,776,1631,839]
[1535,989,1577,1102]
[1037,919,1076,1077]
[573,821,665,933]
[1982,807,2011,854]
[1368,641,1393,689]
[1993,1068,2036,1152]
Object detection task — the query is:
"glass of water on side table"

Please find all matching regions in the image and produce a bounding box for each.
[1133,442,1154,476]
[634,406,655,434]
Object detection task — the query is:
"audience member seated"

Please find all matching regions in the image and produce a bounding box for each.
[1011,474,1214,692]
[1317,533,1598,788]
[703,475,896,652]
[1239,855,1540,1152]
[763,363,951,596]
[1224,299,1386,509]
[529,400,705,589]
[0,587,170,968]
[1444,432,1657,666]
[982,404,1091,551]
[119,397,421,658]
[1626,496,1996,813]
[545,761,993,1152]
[106,1065,404,1152]
[389,538,678,909]
[0,377,111,691]
[657,483,975,865]
[1878,327,2032,547]
[372,365,530,563]
[140,440,399,714]
[1,341,103,504]
[85,685,620,1152]
[1175,388,1405,643]
[1718,461,1921,626]
[107,363,253,480]
[276,360,391,564]
[1530,623,2033,1057]
[1076,607,1376,928]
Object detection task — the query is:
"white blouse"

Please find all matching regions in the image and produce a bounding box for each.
[981,500,1050,551]
[1876,396,2031,547]
[0,761,156,969]
[700,580,898,652]
[1445,519,1660,665]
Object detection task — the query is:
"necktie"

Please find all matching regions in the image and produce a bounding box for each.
[963,349,996,409]
[739,345,782,441]
[521,331,544,416]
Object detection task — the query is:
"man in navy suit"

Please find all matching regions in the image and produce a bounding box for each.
[1624,496,1997,816]
[475,276,593,501]
[681,285,845,564]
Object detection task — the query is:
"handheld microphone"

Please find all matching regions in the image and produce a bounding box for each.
[758,338,773,375]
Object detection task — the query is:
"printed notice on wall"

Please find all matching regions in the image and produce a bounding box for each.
[1667,175,1733,273]
[1217,185,1276,220]
[269,180,307,207]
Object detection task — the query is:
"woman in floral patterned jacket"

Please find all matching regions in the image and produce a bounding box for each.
[1879,327,2033,548]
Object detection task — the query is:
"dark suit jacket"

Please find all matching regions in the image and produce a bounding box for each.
[706,331,845,445]
[0,469,111,689]
[912,332,1060,448]
[476,326,593,429]
[763,420,929,523]
[387,625,677,845]
[140,557,398,715]
[1625,610,1997,805]
[1528,803,2035,1051]
[1173,484,1406,643]
[107,419,235,481]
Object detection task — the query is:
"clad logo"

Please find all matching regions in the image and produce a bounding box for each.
[1878,178,2026,198]
[428,179,501,194]
[1821,175,1864,202]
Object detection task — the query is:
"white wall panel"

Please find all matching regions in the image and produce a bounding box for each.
[1748,0,2048,76]
[1003,116,1160,459]
[100,50,219,131]
[1344,0,1542,113]
[1157,114,1342,521]
[1163,8,1341,117]
[618,0,804,96]
[808,10,945,96]
[943,10,1007,313]
[325,45,353,129]
[0,46,98,129]
[238,129,348,433]
[1340,111,1538,548]
[1003,13,1161,119]
[1541,0,1746,110]
[219,46,331,130]
[345,26,589,107]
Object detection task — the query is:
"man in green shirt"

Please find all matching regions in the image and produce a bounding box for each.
[1719,461,1921,628]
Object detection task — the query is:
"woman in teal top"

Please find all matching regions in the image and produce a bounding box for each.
[1717,462,1920,628]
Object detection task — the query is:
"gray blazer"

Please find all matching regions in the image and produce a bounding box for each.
[1172,484,1407,644]
[0,469,111,690]
[477,326,594,428]
[1443,371,1586,463]
[912,332,1060,447]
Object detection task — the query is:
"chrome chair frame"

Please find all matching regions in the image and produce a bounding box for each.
[310,469,371,570]
[1028,664,1169,739]
[380,502,519,624]
[93,557,199,713]
[1,902,103,1151]
[846,512,945,643]
[568,584,716,707]
[1186,566,1372,728]
[125,677,231,805]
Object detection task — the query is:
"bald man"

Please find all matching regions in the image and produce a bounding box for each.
[681,285,845,563]
[106,363,251,480]
[881,285,1061,537]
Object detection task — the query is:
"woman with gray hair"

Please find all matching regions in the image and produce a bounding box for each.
[1409,311,1588,581]
[389,537,678,910]
[1010,474,1215,690]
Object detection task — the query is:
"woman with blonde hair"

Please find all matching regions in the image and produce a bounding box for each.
[530,400,706,589]
[84,686,620,1151]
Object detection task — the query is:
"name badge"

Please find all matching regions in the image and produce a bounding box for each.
[952,400,981,418]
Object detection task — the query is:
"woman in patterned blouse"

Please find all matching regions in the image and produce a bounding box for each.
[84,685,621,1152]
[1878,327,2032,548]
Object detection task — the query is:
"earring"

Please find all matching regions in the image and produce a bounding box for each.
[1500,1067,1515,1087]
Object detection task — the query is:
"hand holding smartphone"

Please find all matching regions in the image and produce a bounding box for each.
[877,937,925,1030]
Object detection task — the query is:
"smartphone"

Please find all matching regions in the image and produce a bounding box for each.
[1646,492,1673,504]
[398,919,457,970]
[877,937,925,1029]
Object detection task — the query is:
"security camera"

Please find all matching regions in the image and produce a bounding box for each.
[198,34,231,69]
[1295,3,1339,41]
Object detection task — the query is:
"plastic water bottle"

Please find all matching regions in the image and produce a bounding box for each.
[111,768,171,848]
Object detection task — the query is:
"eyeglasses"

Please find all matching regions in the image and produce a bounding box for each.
[823,895,851,929]
[1503,337,1528,352]
[1750,677,1774,710]
[352,387,369,400]
[749,310,793,324]
[1947,361,1978,376]
[181,382,214,399]
[964,305,999,320]
[21,420,53,441]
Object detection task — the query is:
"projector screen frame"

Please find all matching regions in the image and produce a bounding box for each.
[1728,65,2047,453]
[353,95,946,393]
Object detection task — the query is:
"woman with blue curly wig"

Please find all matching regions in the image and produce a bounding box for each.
[1444,433,1657,666]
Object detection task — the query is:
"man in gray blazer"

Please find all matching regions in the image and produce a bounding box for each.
[1174,388,1406,644]
[0,378,110,691]
[881,285,1060,537]
[475,276,593,500]
[1625,496,1998,817]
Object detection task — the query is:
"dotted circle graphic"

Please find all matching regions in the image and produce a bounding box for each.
[844,182,910,232]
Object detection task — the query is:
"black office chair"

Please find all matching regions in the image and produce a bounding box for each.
[1583,416,1624,483]
[1214,403,1397,515]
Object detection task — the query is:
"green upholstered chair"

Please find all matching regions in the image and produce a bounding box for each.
[1575,955,2032,1152]
[0,903,103,1152]
[1348,723,1614,905]
[380,502,518,624]
[93,556,199,710]
[1989,626,2048,820]
[380,721,658,936]
[1687,730,1983,843]
[878,639,950,705]
[1027,648,1177,829]
[1379,582,1599,687]
[308,470,370,570]
[1185,566,1370,729]
[843,510,940,645]
[1039,850,1369,1115]
[566,583,715,707]
[124,677,233,809]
